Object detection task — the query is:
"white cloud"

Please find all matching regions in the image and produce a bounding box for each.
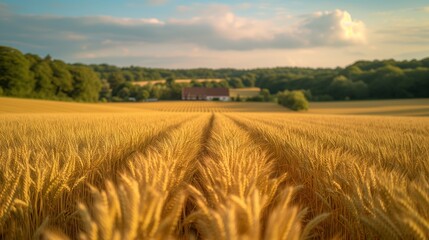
[201,11,276,41]
[85,16,165,26]
[0,7,367,52]
[300,10,367,46]
[0,6,371,67]
[168,8,366,49]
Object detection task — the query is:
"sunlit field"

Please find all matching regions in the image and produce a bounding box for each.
[2,97,428,115]
[310,98,429,116]
[1,97,429,239]
[0,97,153,113]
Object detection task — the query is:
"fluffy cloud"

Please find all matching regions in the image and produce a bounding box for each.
[0,6,368,67]
[300,10,366,46]
[166,8,366,49]
[0,7,366,50]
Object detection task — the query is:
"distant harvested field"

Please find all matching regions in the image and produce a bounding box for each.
[230,87,261,98]
[310,98,429,116]
[133,78,224,86]
[2,97,429,116]
[0,97,152,113]
[112,101,287,112]
[0,97,286,113]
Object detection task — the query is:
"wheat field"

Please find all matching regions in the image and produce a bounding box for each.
[1,98,429,239]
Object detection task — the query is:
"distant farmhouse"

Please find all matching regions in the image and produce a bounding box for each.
[182,87,230,101]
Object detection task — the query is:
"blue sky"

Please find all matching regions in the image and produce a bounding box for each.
[1,0,428,68]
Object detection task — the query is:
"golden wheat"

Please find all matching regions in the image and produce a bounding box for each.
[0,99,428,239]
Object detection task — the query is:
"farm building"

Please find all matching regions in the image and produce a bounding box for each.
[182,87,230,101]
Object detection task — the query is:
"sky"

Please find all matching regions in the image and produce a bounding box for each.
[0,0,428,68]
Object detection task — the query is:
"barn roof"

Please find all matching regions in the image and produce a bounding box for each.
[182,87,229,96]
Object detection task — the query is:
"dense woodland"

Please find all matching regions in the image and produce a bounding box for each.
[1,45,428,102]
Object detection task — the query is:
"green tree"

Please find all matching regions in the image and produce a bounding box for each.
[150,86,161,99]
[277,90,309,111]
[50,60,73,98]
[190,79,203,87]
[261,88,271,102]
[140,90,150,101]
[166,77,175,87]
[328,75,369,100]
[130,85,150,101]
[242,74,256,87]
[352,81,369,99]
[370,65,410,98]
[328,75,352,100]
[99,79,111,101]
[117,87,130,100]
[229,78,244,88]
[202,81,213,88]
[25,53,42,66]
[0,46,34,97]
[68,65,102,102]
[107,72,126,90]
[218,80,229,88]
[170,83,183,100]
[303,89,313,101]
[405,68,429,98]
[122,70,135,82]
[421,58,429,68]
[31,60,55,98]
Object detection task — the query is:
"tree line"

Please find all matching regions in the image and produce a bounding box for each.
[1,45,428,102]
[256,60,429,101]
[0,46,101,102]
